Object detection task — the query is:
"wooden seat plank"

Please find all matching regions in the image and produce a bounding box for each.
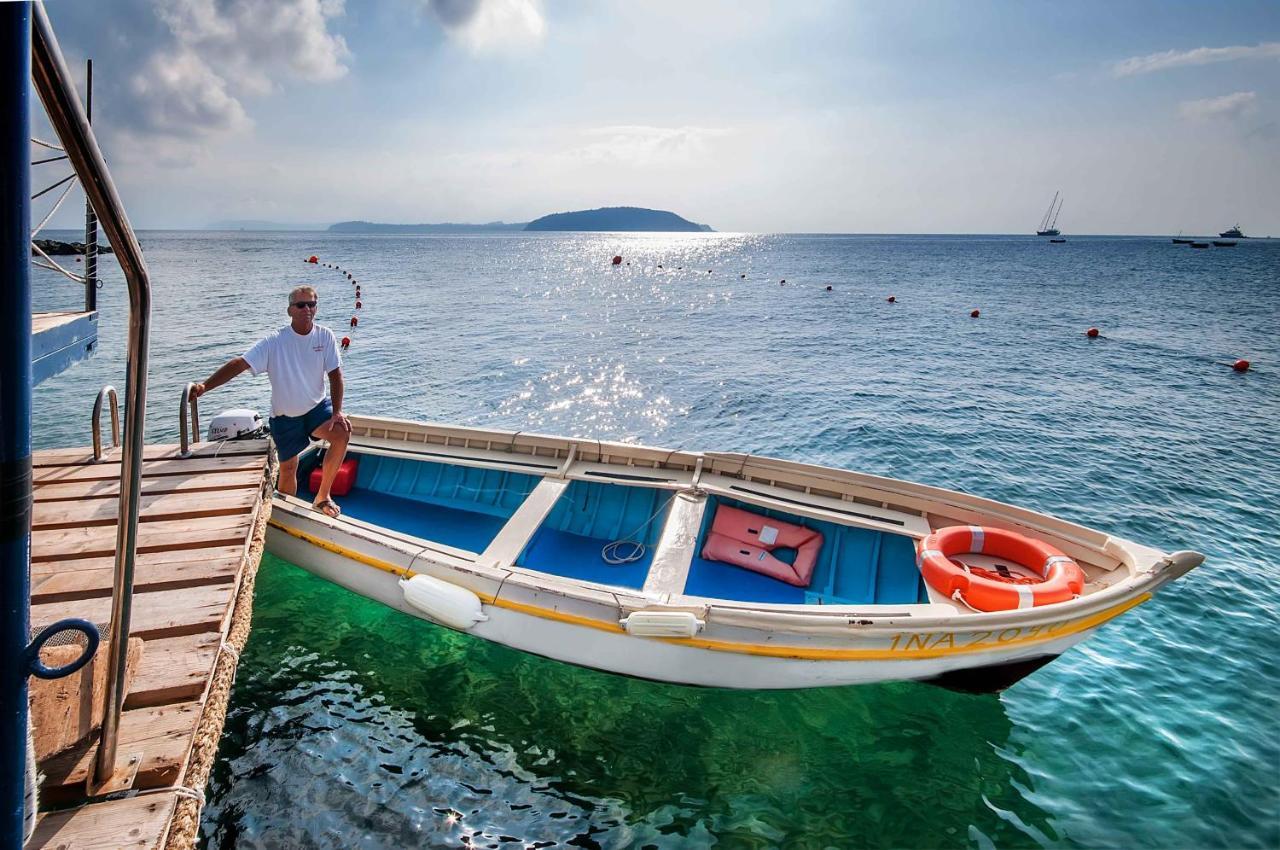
[28,792,177,850]
[32,514,252,563]
[39,701,203,795]
[31,548,242,604]
[33,488,258,529]
[34,454,268,485]
[31,584,237,641]
[34,468,263,502]
[33,439,270,467]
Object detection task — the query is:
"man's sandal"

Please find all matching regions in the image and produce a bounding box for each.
[312,498,341,519]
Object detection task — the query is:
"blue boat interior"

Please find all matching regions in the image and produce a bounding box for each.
[514,478,671,589]
[685,496,928,605]
[299,451,539,553]
[298,451,926,605]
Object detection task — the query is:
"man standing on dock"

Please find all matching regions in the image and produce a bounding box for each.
[190,285,351,517]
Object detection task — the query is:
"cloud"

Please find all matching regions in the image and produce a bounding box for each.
[424,0,545,53]
[1112,42,1280,77]
[1178,91,1257,121]
[128,49,251,137]
[568,125,732,166]
[155,0,350,97]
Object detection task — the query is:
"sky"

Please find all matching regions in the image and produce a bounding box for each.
[31,0,1280,234]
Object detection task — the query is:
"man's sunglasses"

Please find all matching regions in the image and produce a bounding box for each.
[292,300,318,309]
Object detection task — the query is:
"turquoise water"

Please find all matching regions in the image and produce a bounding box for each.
[31,232,1280,848]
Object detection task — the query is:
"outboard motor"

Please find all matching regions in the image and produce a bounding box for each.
[207,408,267,441]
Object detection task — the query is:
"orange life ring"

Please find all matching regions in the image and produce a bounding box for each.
[918,525,1084,611]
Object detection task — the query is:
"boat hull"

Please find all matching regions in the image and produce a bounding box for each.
[268,512,1118,691]
[259,414,1200,692]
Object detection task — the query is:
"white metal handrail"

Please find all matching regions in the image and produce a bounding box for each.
[180,383,201,457]
[31,1,152,789]
[91,386,119,462]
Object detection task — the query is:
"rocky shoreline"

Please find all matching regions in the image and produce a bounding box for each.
[32,238,113,255]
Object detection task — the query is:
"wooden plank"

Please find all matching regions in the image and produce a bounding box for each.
[38,701,203,795]
[34,468,262,502]
[31,547,242,604]
[31,584,237,641]
[30,639,143,761]
[33,488,258,529]
[126,632,220,709]
[28,792,177,850]
[33,439,270,467]
[32,514,252,563]
[33,454,268,485]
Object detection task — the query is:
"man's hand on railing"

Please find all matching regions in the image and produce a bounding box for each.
[188,382,205,401]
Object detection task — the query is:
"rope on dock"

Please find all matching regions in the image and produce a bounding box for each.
[163,442,278,850]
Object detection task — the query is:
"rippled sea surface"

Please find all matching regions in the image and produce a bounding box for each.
[32,231,1280,849]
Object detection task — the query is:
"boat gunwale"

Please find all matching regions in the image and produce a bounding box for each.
[341,414,1147,568]
[269,491,1182,636]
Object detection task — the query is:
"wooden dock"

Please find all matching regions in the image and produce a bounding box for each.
[25,438,274,850]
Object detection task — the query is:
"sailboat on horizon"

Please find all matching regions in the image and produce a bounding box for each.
[1036,191,1063,237]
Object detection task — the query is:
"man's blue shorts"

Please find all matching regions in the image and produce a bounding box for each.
[270,398,333,462]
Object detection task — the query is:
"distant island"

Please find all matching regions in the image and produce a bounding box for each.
[524,207,712,232]
[328,221,526,234]
[324,207,712,234]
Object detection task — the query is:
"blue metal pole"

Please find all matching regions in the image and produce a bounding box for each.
[0,2,33,846]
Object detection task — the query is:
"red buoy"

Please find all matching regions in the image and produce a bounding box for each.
[1086,327,1100,338]
[970,309,980,318]
[350,316,358,327]
[612,255,622,265]
[355,300,362,309]
[341,336,351,350]
[887,295,896,303]
[307,255,318,264]
[1232,359,1251,372]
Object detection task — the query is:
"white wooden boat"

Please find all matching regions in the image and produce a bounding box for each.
[266,415,1202,692]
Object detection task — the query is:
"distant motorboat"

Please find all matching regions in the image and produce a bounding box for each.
[1191,242,1210,249]
[1036,191,1063,237]
[1212,241,1237,247]
[1049,238,1066,244]
[1219,224,1245,239]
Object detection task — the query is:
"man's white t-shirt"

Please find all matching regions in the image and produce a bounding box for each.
[242,324,341,417]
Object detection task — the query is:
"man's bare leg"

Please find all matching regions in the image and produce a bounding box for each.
[278,455,300,496]
[310,421,351,516]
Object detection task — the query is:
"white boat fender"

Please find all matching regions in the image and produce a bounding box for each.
[620,611,704,639]
[399,575,488,630]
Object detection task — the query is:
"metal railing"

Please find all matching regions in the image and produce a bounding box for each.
[180,383,201,457]
[31,0,152,788]
[92,385,119,462]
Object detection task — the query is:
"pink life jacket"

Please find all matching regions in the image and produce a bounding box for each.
[701,505,823,587]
